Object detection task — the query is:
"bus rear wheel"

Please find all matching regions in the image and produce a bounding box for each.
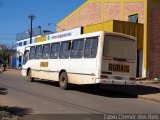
[27,69,34,82]
[59,72,68,90]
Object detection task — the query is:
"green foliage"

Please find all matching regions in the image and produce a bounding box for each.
[0,47,9,63]
[0,49,9,62]
[0,43,16,69]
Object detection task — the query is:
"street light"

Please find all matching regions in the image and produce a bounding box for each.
[47,23,64,31]
[28,14,36,44]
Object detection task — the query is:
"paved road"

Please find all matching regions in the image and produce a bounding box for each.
[0,70,160,117]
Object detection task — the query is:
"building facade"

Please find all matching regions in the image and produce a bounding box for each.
[8,49,17,68]
[17,36,40,68]
[57,0,160,78]
[16,26,52,68]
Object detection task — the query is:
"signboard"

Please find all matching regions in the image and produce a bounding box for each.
[35,36,46,43]
[40,62,48,67]
[46,27,82,41]
[108,63,130,73]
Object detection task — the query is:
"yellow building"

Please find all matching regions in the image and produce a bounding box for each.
[57,0,160,78]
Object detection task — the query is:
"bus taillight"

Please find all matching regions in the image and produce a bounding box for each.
[129,77,136,80]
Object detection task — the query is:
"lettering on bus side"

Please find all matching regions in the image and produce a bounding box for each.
[108,63,130,73]
[40,62,48,67]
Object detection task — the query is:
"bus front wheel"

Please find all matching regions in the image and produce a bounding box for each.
[27,69,34,82]
[59,72,68,90]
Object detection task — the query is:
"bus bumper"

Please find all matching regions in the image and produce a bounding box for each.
[21,69,27,76]
[96,79,136,85]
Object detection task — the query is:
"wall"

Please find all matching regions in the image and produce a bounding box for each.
[104,2,121,20]
[57,0,144,31]
[83,20,113,33]
[147,0,160,78]
[79,2,102,27]
[9,57,16,68]
[123,2,144,23]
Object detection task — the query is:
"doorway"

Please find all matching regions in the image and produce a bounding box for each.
[137,49,143,77]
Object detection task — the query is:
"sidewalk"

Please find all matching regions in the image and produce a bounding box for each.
[137,80,160,103]
[0,68,21,75]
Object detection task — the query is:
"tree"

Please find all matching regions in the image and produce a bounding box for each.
[0,43,16,71]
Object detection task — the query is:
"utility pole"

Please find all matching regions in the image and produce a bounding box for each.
[28,15,36,44]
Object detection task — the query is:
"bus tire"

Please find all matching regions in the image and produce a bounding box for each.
[59,72,68,90]
[27,69,34,82]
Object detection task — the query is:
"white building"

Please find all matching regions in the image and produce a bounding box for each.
[16,26,52,68]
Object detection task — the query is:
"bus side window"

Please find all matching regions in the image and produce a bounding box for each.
[42,44,50,59]
[34,45,43,59]
[84,37,98,58]
[29,46,35,59]
[70,39,84,58]
[59,41,71,59]
[50,43,60,59]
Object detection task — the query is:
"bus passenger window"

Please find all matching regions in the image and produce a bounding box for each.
[50,43,60,59]
[84,37,98,58]
[29,46,35,59]
[34,45,42,59]
[71,39,84,58]
[59,41,71,59]
[42,44,50,59]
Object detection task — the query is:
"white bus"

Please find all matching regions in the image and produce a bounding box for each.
[22,31,137,89]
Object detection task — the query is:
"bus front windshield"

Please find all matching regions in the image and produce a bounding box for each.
[23,50,29,65]
[103,35,136,60]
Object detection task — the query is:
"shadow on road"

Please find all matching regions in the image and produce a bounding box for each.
[0,106,33,117]
[0,87,33,117]
[35,80,160,99]
[137,85,160,95]
[35,80,137,98]
[0,87,8,95]
[70,84,138,98]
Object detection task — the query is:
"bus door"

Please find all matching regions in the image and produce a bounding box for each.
[40,44,50,80]
[69,39,84,84]
[81,37,99,84]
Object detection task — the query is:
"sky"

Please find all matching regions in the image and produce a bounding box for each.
[0,0,86,45]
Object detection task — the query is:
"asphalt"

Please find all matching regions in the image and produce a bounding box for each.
[0,69,160,120]
[1,68,160,103]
